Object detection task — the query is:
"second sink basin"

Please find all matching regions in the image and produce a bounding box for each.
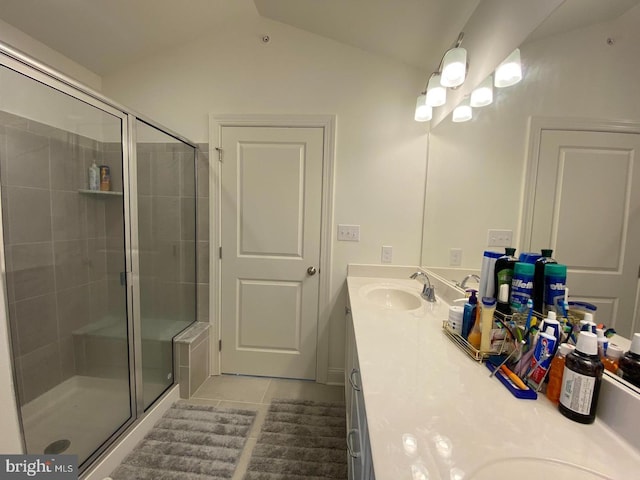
[360,284,423,311]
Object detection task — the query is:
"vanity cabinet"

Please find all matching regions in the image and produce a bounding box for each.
[345,305,375,480]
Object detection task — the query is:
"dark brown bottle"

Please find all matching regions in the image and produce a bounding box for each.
[618,333,640,388]
[558,332,603,424]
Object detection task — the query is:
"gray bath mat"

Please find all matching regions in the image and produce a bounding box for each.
[244,399,347,480]
[111,401,256,480]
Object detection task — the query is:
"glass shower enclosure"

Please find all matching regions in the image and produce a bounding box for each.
[0,44,197,472]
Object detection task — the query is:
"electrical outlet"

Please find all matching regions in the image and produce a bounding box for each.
[487,229,513,247]
[449,248,462,266]
[337,224,360,241]
[381,245,392,263]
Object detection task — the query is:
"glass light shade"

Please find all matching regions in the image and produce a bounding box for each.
[452,98,472,123]
[494,48,522,88]
[426,74,446,107]
[470,76,493,107]
[440,47,467,87]
[414,94,432,122]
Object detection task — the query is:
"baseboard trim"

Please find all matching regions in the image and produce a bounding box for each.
[82,385,179,480]
[326,367,344,386]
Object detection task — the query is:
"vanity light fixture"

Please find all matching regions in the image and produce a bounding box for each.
[414,93,433,122]
[440,33,467,88]
[452,96,472,123]
[470,75,493,107]
[426,73,447,107]
[494,48,522,88]
[414,32,468,122]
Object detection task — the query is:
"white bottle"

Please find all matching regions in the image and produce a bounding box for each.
[88,162,100,191]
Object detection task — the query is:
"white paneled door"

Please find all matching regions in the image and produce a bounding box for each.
[220,126,324,379]
[529,129,640,336]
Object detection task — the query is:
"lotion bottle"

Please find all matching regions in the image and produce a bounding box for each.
[88,162,100,191]
[480,297,497,352]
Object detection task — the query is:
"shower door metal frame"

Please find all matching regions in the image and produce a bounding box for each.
[0,52,138,470]
[0,41,199,473]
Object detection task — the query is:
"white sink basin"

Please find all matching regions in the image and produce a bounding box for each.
[360,284,423,311]
[468,457,611,479]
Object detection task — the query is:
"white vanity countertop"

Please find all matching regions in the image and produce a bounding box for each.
[347,273,640,480]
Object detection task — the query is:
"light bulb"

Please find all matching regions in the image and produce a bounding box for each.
[426,73,446,107]
[452,97,472,123]
[470,75,493,107]
[414,94,432,122]
[440,47,467,88]
[495,48,522,88]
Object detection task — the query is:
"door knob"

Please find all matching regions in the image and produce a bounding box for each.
[307,266,317,276]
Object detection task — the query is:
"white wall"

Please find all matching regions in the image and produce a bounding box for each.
[102,15,428,378]
[422,5,640,269]
[0,18,102,91]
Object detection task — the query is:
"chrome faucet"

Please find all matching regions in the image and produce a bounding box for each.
[458,274,481,290]
[410,271,437,302]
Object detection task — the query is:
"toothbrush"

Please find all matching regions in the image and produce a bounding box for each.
[524,299,534,338]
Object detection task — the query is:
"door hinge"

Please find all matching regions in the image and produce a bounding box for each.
[638,263,640,279]
[215,147,223,162]
[219,246,222,259]
[219,339,222,351]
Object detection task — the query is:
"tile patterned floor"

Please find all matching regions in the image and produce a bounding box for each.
[190,375,345,480]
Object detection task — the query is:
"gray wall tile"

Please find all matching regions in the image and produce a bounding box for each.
[85,197,106,238]
[152,151,180,196]
[5,127,50,189]
[54,239,89,290]
[136,151,152,195]
[181,241,196,283]
[180,152,196,197]
[153,196,180,242]
[52,190,86,241]
[89,279,109,322]
[196,241,209,284]
[57,285,91,338]
[197,197,209,242]
[50,137,84,191]
[7,186,52,244]
[180,197,196,241]
[88,237,107,282]
[11,243,55,301]
[196,284,209,323]
[14,293,58,356]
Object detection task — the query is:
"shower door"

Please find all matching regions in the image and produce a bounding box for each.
[0,61,135,467]
[134,119,196,410]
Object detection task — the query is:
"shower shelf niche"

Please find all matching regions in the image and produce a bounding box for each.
[78,189,123,197]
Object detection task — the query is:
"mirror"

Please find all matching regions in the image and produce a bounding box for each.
[421,1,640,340]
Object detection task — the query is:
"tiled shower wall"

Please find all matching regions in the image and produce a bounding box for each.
[196,144,209,324]
[0,111,124,405]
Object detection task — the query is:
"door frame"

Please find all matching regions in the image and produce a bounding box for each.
[209,114,336,383]
[522,116,640,334]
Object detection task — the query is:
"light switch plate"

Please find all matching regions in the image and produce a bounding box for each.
[487,229,513,247]
[449,248,462,266]
[381,246,392,263]
[337,224,360,241]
